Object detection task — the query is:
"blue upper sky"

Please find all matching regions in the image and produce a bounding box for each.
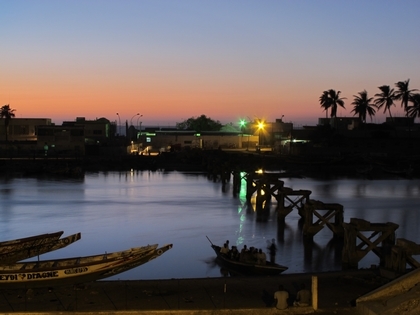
[1,0,419,126]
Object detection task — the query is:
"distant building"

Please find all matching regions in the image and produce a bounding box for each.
[385,117,417,130]
[37,124,85,156]
[48,117,114,155]
[0,116,115,156]
[268,119,293,148]
[62,117,113,145]
[139,129,259,151]
[0,118,51,142]
[318,117,362,130]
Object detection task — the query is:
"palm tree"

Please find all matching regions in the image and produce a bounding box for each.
[407,93,420,120]
[395,79,418,135]
[351,90,376,123]
[0,104,16,142]
[395,79,418,114]
[319,89,346,118]
[319,90,330,119]
[328,89,346,118]
[374,85,396,121]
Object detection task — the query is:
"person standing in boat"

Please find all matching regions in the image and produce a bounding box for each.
[268,239,277,264]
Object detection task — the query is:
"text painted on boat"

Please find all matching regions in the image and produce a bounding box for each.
[1,272,59,281]
[64,267,88,275]
[1,267,89,281]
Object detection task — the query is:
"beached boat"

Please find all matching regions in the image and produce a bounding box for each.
[209,243,288,276]
[0,231,64,254]
[382,165,414,178]
[0,231,64,255]
[0,243,172,288]
[0,233,81,265]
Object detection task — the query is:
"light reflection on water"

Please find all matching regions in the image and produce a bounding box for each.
[0,171,419,280]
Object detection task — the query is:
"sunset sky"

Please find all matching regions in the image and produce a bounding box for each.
[1,1,420,127]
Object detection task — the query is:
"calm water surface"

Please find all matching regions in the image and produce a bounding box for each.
[0,171,419,280]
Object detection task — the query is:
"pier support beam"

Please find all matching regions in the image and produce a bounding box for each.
[244,172,285,210]
[232,170,242,196]
[276,187,311,218]
[342,218,399,269]
[382,238,420,276]
[302,200,344,239]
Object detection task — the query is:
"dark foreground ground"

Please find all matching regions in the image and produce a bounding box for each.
[0,269,387,314]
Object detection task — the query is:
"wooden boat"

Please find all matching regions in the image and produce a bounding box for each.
[0,243,172,288]
[0,232,81,265]
[209,241,287,276]
[382,165,414,178]
[0,231,64,255]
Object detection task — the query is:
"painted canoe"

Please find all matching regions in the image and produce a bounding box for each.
[0,233,81,265]
[0,243,172,288]
[0,231,64,255]
[211,244,288,276]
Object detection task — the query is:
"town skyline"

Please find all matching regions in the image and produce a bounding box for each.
[1,1,420,126]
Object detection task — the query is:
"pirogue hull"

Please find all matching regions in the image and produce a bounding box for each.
[211,244,288,276]
[0,231,64,255]
[0,233,81,265]
[0,244,172,288]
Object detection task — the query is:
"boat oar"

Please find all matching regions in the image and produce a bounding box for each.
[206,236,214,246]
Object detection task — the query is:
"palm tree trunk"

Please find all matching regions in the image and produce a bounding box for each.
[388,108,398,138]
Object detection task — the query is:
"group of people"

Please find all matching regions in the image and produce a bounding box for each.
[273,283,311,310]
[219,240,272,265]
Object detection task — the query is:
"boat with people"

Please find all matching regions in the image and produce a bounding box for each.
[0,243,172,288]
[207,237,288,276]
[0,232,81,265]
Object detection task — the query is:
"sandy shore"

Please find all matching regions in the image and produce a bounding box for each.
[0,269,387,314]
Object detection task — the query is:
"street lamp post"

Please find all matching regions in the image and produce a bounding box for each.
[136,115,143,139]
[239,119,245,150]
[130,113,140,127]
[116,113,121,135]
[136,115,143,129]
[258,121,265,150]
[130,113,140,141]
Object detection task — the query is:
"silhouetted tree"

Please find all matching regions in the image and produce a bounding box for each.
[329,90,346,118]
[176,115,222,132]
[319,89,346,119]
[319,90,330,119]
[351,90,376,123]
[407,93,420,120]
[374,85,396,121]
[395,79,418,135]
[0,104,16,142]
[395,79,418,115]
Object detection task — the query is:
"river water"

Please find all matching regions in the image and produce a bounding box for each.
[0,171,419,280]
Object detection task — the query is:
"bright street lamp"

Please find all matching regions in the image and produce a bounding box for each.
[239,119,246,129]
[239,119,247,150]
[257,120,265,147]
